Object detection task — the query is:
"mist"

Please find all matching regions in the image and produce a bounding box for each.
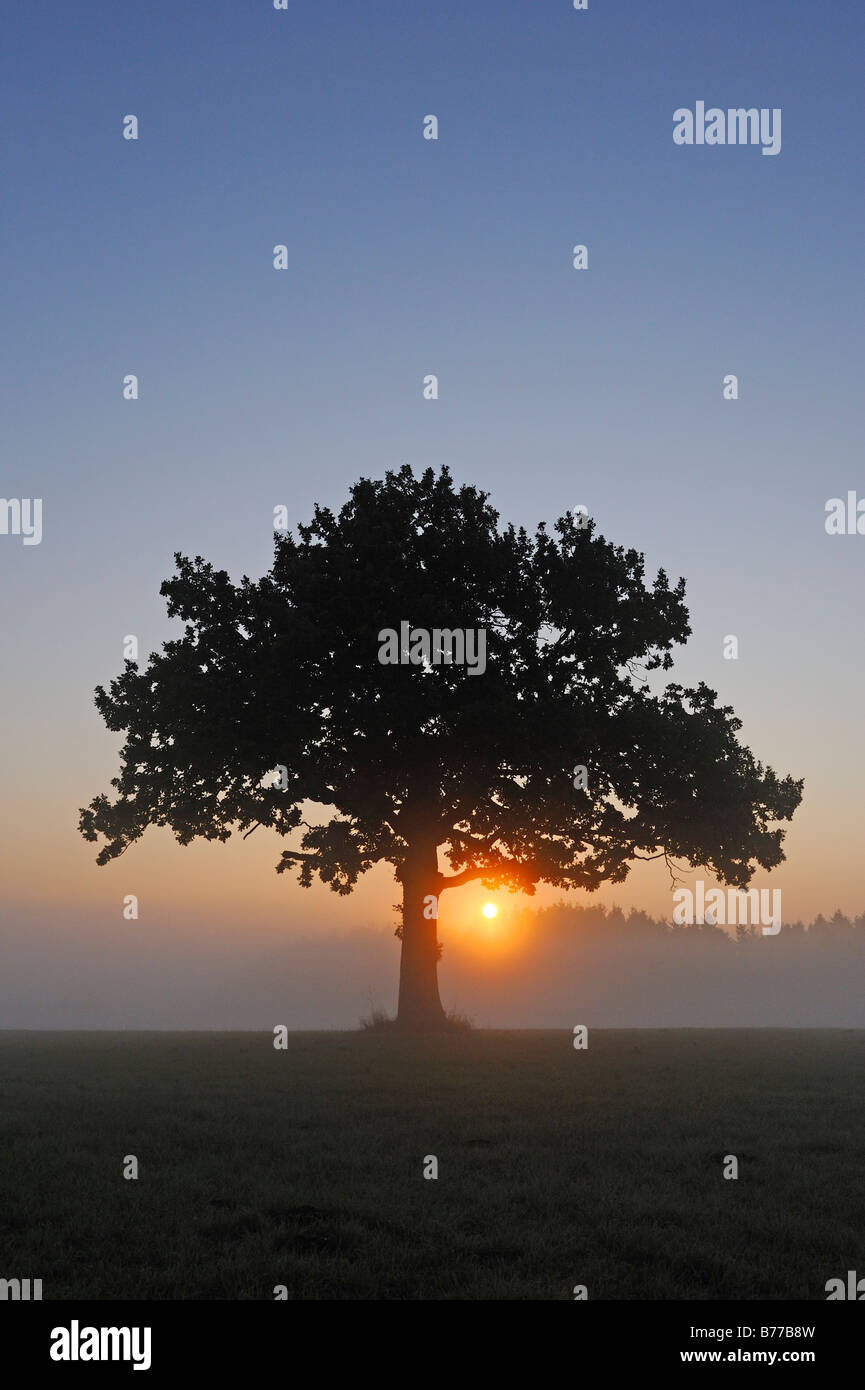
[3,901,864,1031]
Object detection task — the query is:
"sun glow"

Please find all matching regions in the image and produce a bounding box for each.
[482,903,498,919]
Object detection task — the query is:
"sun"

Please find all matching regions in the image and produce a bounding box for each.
[481,903,498,919]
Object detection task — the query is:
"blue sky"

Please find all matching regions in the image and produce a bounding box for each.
[1,0,863,1022]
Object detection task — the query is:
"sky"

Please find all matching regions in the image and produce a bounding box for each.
[1,0,863,1026]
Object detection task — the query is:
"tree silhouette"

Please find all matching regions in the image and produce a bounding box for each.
[79,466,803,1027]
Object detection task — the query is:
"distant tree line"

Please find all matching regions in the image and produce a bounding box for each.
[524,903,865,946]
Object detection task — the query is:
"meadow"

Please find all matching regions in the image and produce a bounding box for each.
[1,1028,863,1300]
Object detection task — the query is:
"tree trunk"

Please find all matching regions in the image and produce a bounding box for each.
[396,847,446,1029]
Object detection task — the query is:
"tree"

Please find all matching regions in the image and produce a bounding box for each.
[79,466,803,1027]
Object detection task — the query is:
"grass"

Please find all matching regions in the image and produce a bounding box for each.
[1,1028,863,1300]
[359,1008,474,1032]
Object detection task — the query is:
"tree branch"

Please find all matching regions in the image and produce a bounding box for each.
[438,866,498,891]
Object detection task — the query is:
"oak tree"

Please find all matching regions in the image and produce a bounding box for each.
[80,466,803,1026]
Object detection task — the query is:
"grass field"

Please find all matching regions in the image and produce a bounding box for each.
[1,1028,863,1300]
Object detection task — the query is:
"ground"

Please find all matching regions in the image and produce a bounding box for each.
[1,1029,863,1300]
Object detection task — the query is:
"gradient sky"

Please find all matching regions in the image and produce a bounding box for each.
[1,1,863,1024]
